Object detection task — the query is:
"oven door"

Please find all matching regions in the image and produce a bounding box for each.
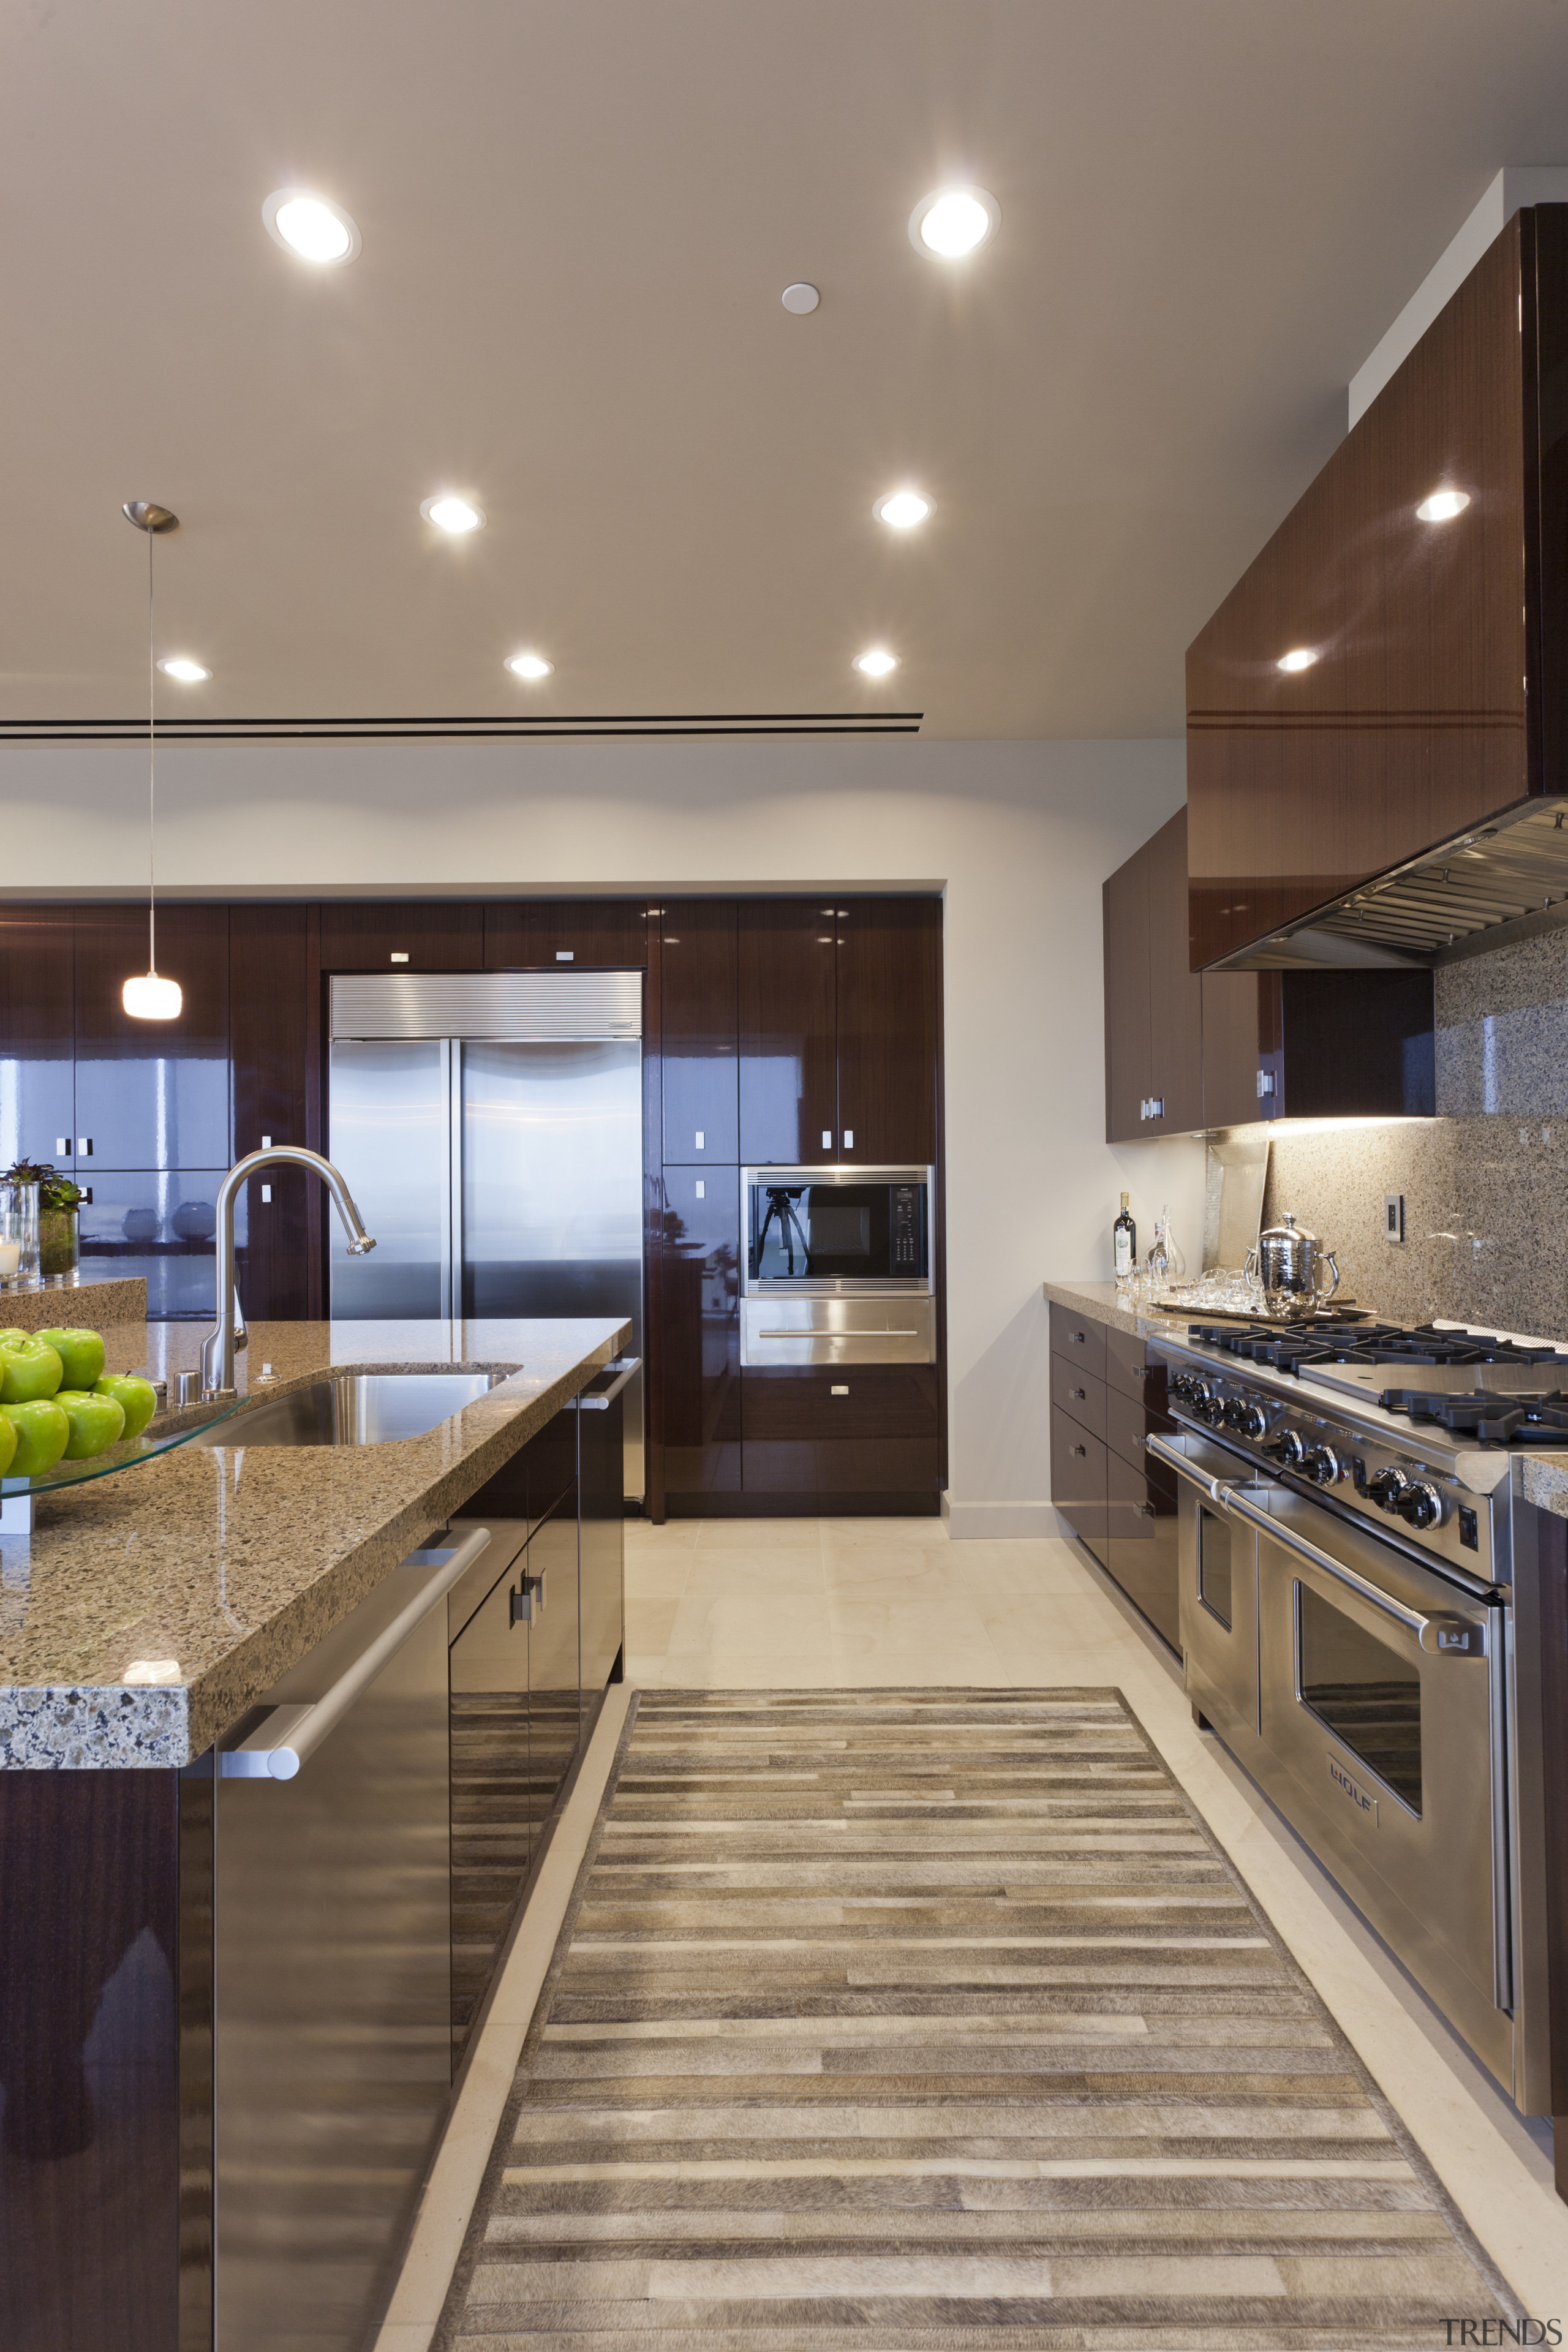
[1148,1427,1266,1771]
[1237,1482,1512,2087]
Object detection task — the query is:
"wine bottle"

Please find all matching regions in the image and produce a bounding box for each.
[1113,1191,1136,1278]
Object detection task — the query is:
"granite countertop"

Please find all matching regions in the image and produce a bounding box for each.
[0,1314,628,1770]
[1044,1277,1568,1523]
[1,1273,148,1332]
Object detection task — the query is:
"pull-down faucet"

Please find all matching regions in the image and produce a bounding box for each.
[201,1147,376,1399]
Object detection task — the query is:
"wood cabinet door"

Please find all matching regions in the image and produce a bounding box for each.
[1200,970,1268,1129]
[231,905,315,1317]
[834,899,940,1164]
[486,901,647,969]
[738,902,837,1163]
[0,907,74,1169]
[659,1166,740,1496]
[1144,809,1203,1134]
[660,902,738,1164]
[317,902,483,971]
[1102,844,1151,1144]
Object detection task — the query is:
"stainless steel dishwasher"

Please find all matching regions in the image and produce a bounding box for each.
[212,1526,489,2352]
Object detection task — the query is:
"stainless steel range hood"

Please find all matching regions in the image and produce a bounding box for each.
[1225,797,1568,970]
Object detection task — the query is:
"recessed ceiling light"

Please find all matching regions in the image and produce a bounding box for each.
[909,186,1000,259]
[1417,488,1471,522]
[421,494,485,533]
[781,282,820,314]
[506,652,554,680]
[262,189,361,266]
[873,490,933,530]
[1277,647,1317,673]
[158,657,209,683]
[854,648,899,678]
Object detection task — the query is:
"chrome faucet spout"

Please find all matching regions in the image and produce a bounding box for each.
[200,1148,377,1398]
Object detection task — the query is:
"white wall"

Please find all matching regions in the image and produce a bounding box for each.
[1,733,1188,1532]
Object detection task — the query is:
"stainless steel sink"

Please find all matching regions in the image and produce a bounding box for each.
[192,1371,510,1448]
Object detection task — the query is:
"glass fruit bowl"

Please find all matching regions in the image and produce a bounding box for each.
[0,1395,247,1501]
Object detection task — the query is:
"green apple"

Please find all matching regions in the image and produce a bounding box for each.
[55,1388,126,1461]
[0,1334,64,1403]
[94,1373,159,1442]
[0,1410,16,1479]
[1,1398,70,1478]
[34,1327,106,1390]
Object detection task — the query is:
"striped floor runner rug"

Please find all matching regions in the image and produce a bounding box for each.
[441,1689,1517,2348]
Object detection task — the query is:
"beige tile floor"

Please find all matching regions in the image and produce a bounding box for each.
[624,1513,1568,2318]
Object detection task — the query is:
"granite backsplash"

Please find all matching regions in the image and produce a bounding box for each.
[1231,930,1568,1338]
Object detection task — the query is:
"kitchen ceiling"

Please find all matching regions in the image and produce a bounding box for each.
[4,0,1568,740]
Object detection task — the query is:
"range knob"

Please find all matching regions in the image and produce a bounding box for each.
[1262,1428,1304,1467]
[1301,1445,1343,1487]
[1394,1481,1443,1531]
[1366,1466,1408,1511]
[1170,1373,1200,1403]
[1223,1399,1267,1439]
[1194,1393,1226,1427]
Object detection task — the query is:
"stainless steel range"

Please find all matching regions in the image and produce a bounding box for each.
[1148,1315,1563,2113]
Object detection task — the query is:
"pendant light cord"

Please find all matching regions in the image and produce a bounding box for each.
[147,524,157,976]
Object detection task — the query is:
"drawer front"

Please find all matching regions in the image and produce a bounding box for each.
[1105,1387,1174,1472]
[1106,1324,1166,1408]
[742,1294,936,1367]
[743,1365,940,1442]
[1050,1352,1107,1444]
[1106,1451,1180,1651]
[1049,1301,1106,1379]
[1050,1403,1108,1564]
[743,1434,940,1496]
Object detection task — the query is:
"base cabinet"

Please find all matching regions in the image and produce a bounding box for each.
[1050,1305,1178,1651]
[741,1366,941,1509]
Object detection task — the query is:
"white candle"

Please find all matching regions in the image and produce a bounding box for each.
[0,1240,21,1278]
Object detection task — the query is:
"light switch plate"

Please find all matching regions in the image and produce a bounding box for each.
[1384,1192,1406,1244]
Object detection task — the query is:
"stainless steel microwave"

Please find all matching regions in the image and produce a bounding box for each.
[739,1164,936,1366]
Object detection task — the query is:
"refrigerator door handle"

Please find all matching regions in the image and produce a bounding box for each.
[222,1526,492,1780]
[445,1038,462,1320]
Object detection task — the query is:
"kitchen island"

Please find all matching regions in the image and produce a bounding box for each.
[0,1313,630,2352]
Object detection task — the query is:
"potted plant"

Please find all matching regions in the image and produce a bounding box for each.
[2,1161,85,1279]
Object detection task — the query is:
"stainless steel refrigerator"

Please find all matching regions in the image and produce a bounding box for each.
[325,971,644,1499]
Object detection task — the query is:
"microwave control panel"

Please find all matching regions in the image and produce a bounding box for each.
[892,1185,922,1270]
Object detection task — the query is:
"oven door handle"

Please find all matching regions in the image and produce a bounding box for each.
[1218,1484,1470,1652]
[1145,1430,1242,1507]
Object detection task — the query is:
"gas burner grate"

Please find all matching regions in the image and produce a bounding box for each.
[1187,1319,1568,1379]
[1380,1387,1568,1444]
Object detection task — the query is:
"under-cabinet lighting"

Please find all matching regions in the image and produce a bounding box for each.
[421,494,484,533]
[909,187,1000,258]
[158,657,209,683]
[262,190,361,265]
[853,647,899,677]
[1417,489,1470,523]
[1276,647,1317,673]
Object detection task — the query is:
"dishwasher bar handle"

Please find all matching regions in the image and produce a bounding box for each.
[569,1355,642,1411]
[222,1525,492,1781]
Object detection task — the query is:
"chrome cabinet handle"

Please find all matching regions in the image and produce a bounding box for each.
[758,1328,919,1339]
[1145,1431,1239,1506]
[570,1355,643,1409]
[222,1526,492,1781]
[1070,1443,1087,1458]
[1071,1385,1086,1400]
[1136,1501,1156,1517]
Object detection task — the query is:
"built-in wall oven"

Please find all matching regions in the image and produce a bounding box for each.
[1148,1381,1538,2110]
[739,1164,935,1365]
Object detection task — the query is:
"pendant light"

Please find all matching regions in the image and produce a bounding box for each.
[121,501,183,1020]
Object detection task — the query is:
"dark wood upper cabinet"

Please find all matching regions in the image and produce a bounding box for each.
[738,902,837,1163]
[317,902,483,972]
[659,1165,740,1497]
[231,904,315,1318]
[485,901,647,969]
[74,903,230,1170]
[0,907,75,1167]
[1187,207,1568,970]
[660,900,738,1164]
[1103,811,1201,1143]
[835,899,940,1164]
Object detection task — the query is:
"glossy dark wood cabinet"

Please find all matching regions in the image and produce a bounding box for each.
[74,904,231,1172]
[0,907,75,1168]
[317,901,483,972]
[660,1165,740,1497]
[1202,967,1436,1127]
[738,902,838,1162]
[742,1365,940,1502]
[835,899,940,1163]
[1103,809,1202,1142]
[1050,1302,1178,1649]
[660,901,738,1164]
[486,900,647,970]
[1188,206,1568,970]
[230,904,317,1319]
